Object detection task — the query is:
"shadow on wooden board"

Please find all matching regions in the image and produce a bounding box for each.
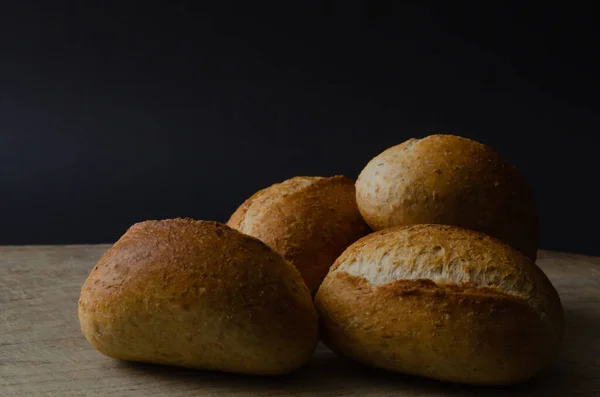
[114,306,596,397]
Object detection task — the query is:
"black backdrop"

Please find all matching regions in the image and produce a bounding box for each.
[1,3,598,255]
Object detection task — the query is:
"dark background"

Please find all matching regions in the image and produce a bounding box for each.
[0,3,597,255]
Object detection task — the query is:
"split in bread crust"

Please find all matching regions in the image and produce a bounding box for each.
[315,224,564,385]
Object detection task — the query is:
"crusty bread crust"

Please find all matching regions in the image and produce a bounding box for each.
[78,219,318,375]
[228,176,368,293]
[315,224,564,385]
[355,134,539,260]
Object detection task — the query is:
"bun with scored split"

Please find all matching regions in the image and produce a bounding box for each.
[315,224,564,385]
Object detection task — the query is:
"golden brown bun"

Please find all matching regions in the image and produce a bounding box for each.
[78,219,318,375]
[355,134,538,260]
[315,224,564,385]
[227,175,369,293]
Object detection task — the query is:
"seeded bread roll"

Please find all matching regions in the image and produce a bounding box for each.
[355,134,538,260]
[78,219,318,375]
[227,175,368,293]
[315,224,564,385]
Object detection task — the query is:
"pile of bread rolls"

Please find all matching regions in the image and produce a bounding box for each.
[78,134,564,385]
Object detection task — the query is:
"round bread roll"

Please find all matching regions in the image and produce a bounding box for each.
[78,219,318,375]
[227,175,368,293]
[355,134,538,260]
[315,224,564,385]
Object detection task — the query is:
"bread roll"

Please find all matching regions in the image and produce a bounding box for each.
[78,219,318,375]
[227,175,368,293]
[315,224,564,385]
[355,134,538,260]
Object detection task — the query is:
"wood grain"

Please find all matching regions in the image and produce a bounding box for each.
[1,246,599,396]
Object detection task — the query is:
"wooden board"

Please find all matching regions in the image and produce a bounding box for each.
[1,245,599,397]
